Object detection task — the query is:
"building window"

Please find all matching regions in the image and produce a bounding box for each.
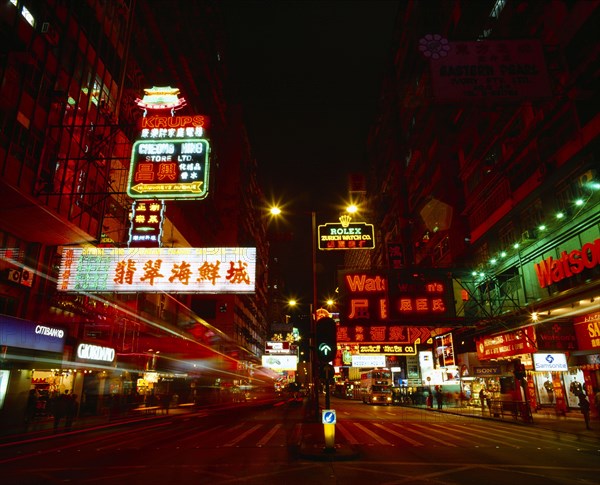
[519,199,544,232]
[498,222,516,250]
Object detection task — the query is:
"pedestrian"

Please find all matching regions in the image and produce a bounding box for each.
[52,391,69,432]
[479,388,486,414]
[435,387,443,410]
[24,388,38,430]
[578,392,591,430]
[65,393,78,430]
[161,393,171,414]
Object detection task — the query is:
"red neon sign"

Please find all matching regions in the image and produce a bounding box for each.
[533,238,600,288]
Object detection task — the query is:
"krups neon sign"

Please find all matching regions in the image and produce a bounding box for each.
[77,343,115,363]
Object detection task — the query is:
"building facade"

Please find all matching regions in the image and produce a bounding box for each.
[360,0,599,414]
[0,0,270,428]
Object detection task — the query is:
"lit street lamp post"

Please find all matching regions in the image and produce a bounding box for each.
[310,210,320,421]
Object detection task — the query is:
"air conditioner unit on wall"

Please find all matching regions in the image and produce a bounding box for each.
[20,268,33,287]
[578,169,597,188]
[521,230,535,242]
[7,268,22,284]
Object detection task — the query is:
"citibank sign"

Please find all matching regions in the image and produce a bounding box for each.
[77,343,115,363]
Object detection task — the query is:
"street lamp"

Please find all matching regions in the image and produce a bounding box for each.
[270,206,319,420]
[269,204,354,421]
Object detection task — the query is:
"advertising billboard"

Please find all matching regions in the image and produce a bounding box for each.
[57,247,256,293]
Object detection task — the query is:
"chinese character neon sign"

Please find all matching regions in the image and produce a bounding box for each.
[57,247,256,294]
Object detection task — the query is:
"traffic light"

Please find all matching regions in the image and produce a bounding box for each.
[316,317,337,363]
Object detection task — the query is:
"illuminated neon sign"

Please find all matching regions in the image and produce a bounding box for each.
[318,214,375,250]
[533,238,600,288]
[128,200,165,247]
[77,343,116,363]
[339,269,456,324]
[135,86,187,112]
[57,247,256,293]
[127,138,210,200]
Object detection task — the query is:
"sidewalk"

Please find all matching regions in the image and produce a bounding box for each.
[424,402,600,439]
[0,404,198,445]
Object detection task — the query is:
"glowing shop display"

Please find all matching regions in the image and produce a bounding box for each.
[57,247,256,294]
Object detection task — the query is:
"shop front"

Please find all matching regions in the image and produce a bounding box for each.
[573,310,600,418]
[0,315,67,426]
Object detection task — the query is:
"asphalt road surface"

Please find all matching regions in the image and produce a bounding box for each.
[1,396,598,485]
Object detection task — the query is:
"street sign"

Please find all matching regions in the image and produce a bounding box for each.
[322,409,336,424]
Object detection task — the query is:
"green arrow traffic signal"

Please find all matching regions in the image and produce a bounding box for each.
[316,317,337,363]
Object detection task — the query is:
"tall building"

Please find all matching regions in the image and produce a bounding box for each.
[361,0,599,412]
[0,0,270,426]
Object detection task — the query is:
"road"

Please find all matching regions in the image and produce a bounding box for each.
[1,396,598,484]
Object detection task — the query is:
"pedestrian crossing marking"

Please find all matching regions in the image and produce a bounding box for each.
[372,422,424,446]
[223,424,262,447]
[354,422,394,445]
[256,423,282,447]
[336,421,360,445]
[406,423,458,446]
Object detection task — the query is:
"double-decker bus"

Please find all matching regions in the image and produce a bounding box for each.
[359,368,393,405]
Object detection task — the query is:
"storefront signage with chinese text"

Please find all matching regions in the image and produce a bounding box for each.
[574,312,600,351]
[57,247,256,293]
[476,326,537,360]
[128,200,165,247]
[127,138,210,200]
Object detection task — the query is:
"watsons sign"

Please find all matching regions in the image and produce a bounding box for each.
[533,239,600,289]
[77,343,115,363]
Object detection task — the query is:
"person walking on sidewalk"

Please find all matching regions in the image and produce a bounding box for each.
[24,389,38,430]
[577,391,591,430]
[65,393,78,431]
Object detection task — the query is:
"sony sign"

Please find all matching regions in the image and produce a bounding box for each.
[532,353,568,372]
[77,343,116,363]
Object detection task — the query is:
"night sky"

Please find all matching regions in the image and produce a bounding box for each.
[221,1,399,302]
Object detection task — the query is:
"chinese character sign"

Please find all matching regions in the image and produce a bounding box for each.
[127,138,210,200]
[387,270,456,322]
[427,38,552,101]
[57,247,256,293]
[128,200,165,247]
[339,271,389,323]
[339,269,456,324]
